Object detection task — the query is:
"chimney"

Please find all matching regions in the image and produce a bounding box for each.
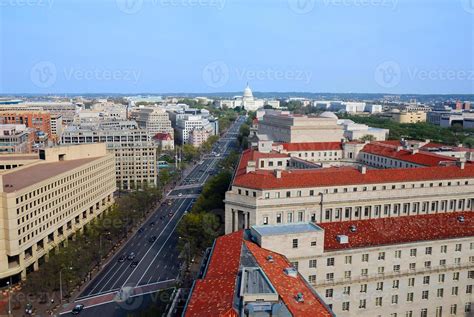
[396,146,403,152]
[246,160,256,173]
[457,158,466,170]
[274,169,282,178]
[359,165,367,174]
[412,149,419,155]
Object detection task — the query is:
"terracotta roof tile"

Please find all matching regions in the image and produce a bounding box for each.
[233,165,474,190]
[361,142,456,166]
[246,241,333,317]
[319,213,474,251]
[184,231,243,317]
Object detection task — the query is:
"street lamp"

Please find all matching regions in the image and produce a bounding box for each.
[6,281,11,316]
[59,266,73,304]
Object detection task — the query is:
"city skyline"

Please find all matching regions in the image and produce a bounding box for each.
[1,0,473,95]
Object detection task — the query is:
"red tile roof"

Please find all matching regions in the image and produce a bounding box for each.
[185,230,333,317]
[281,142,343,152]
[152,132,173,141]
[236,149,289,176]
[245,241,333,317]
[233,164,474,190]
[184,230,243,317]
[361,142,456,166]
[319,213,474,251]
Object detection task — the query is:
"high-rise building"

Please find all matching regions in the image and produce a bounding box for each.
[61,123,157,190]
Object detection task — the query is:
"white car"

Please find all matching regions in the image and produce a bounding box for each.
[178,193,183,197]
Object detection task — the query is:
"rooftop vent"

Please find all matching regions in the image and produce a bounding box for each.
[267,255,274,263]
[349,225,357,233]
[295,292,304,303]
[337,235,349,244]
[457,215,465,223]
[284,267,298,278]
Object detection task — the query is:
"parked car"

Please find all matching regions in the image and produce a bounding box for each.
[130,260,139,268]
[71,304,84,315]
[127,252,136,260]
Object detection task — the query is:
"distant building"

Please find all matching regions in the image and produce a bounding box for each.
[176,114,213,146]
[61,123,157,190]
[152,132,174,150]
[382,109,427,123]
[0,110,52,143]
[0,124,34,153]
[133,107,174,136]
[215,84,280,111]
[0,144,115,282]
[188,128,210,147]
[258,110,344,143]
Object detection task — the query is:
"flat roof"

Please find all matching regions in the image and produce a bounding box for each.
[1,157,100,193]
[0,155,38,161]
[252,222,322,236]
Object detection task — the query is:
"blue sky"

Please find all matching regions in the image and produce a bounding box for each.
[0,0,473,94]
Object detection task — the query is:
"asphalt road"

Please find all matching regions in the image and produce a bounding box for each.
[59,116,245,316]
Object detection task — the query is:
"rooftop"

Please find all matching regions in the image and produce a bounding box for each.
[362,142,457,166]
[184,230,332,317]
[252,223,322,236]
[319,212,474,251]
[233,164,474,190]
[1,157,100,193]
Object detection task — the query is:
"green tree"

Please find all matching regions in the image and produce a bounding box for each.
[177,212,220,257]
[359,134,376,142]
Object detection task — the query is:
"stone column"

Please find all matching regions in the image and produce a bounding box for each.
[233,210,238,232]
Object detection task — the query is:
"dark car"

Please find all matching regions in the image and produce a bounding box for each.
[168,212,173,217]
[71,304,84,315]
[118,255,126,263]
[127,252,136,261]
[137,228,144,233]
[130,260,139,268]
[25,303,33,315]
[148,236,157,243]
[149,221,155,226]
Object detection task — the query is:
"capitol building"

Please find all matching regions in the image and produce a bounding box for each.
[214,84,280,111]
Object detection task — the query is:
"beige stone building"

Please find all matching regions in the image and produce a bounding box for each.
[257,111,345,143]
[250,217,474,317]
[383,109,427,123]
[0,144,115,282]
